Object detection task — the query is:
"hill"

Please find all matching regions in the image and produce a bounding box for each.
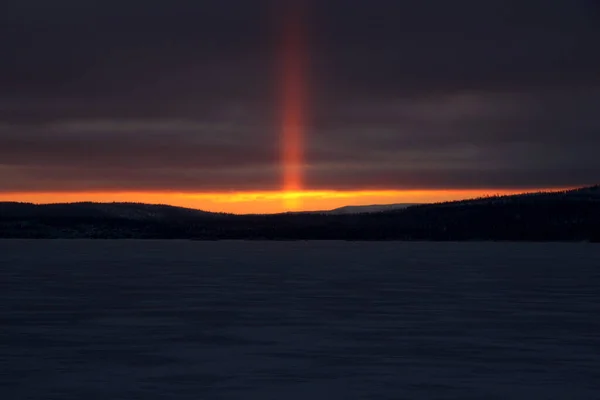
[1,186,599,241]
[0,202,222,220]
[325,203,418,215]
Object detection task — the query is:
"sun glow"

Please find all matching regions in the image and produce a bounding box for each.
[280,3,308,210]
[0,188,572,215]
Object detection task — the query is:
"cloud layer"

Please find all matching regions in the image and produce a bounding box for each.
[1,0,599,192]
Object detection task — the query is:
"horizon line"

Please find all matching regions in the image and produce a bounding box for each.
[0,187,581,215]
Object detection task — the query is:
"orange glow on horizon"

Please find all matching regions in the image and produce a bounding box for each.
[280,3,308,210]
[0,188,574,215]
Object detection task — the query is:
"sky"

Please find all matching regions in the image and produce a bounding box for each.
[1,0,599,213]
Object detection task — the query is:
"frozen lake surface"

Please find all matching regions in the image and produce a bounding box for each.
[1,240,600,399]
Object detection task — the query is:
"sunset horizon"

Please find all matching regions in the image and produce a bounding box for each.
[0,186,579,214]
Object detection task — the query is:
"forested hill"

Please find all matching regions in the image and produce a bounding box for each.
[1,186,599,241]
[0,202,223,220]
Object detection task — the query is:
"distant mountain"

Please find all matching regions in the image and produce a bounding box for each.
[325,203,418,215]
[1,186,599,241]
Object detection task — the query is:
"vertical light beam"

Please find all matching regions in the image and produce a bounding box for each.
[280,2,308,209]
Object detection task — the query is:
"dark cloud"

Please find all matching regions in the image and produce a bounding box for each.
[1,0,599,192]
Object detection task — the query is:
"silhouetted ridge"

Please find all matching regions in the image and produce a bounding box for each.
[0,202,224,220]
[1,186,599,241]
[326,203,418,214]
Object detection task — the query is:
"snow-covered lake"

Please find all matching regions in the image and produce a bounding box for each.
[2,240,600,399]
